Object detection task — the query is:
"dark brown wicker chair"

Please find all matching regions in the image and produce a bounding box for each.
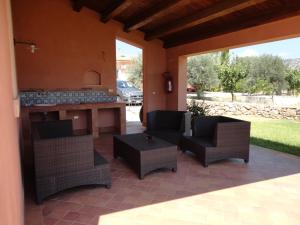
[32,120,111,203]
[145,110,191,147]
[181,116,250,167]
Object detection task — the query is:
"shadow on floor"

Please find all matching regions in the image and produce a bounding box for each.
[251,136,300,156]
[24,130,300,225]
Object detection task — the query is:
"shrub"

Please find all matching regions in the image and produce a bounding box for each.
[187,100,209,121]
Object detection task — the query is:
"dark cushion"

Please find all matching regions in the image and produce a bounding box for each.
[35,120,73,139]
[180,116,185,132]
[94,151,108,166]
[184,136,215,148]
[156,111,184,130]
[193,116,219,138]
[219,116,237,122]
[145,130,182,145]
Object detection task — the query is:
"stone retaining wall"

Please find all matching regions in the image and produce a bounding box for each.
[188,99,300,121]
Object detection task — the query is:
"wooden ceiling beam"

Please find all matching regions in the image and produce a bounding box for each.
[72,0,86,12]
[145,0,267,41]
[101,0,132,23]
[164,3,300,48]
[124,0,185,32]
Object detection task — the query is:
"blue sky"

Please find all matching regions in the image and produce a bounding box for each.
[230,37,300,59]
[116,37,300,59]
[116,40,142,58]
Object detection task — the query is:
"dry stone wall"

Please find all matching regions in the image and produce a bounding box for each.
[188,99,300,121]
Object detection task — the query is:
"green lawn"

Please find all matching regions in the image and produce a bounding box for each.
[234,116,300,156]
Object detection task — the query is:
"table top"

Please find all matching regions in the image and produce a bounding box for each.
[114,133,176,151]
[21,102,126,112]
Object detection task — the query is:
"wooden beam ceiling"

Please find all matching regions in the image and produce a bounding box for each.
[101,0,132,23]
[145,0,267,41]
[71,0,300,49]
[164,3,300,48]
[124,0,185,32]
[72,0,86,12]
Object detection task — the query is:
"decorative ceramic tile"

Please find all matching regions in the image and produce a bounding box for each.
[20,90,117,106]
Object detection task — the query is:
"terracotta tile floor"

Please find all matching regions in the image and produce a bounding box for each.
[25,122,300,225]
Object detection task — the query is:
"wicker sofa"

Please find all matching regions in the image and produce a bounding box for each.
[32,120,111,203]
[181,116,250,167]
[145,110,191,147]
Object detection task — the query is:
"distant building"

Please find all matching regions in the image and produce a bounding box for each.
[116,55,133,80]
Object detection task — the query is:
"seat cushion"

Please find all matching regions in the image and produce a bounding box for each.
[183,136,215,148]
[156,111,184,130]
[193,116,218,138]
[36,120,73,139]
[94,151,109,166]
[145,130,182,145]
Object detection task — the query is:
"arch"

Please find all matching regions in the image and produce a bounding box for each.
[83,70,101,86]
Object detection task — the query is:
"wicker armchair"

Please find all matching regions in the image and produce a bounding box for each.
[32,120,111,203]
[181,116,250,167]
[145,110,191,147]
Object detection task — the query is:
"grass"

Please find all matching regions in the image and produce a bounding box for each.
[233,116,300,156]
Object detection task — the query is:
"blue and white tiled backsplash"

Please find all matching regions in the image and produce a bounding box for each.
[20,90,117,106]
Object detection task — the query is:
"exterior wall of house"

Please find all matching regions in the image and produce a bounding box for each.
[11,0,167,117]
[166,15,300,111]
[0,0,24,225]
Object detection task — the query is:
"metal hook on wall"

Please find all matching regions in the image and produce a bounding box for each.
[14,38,39,53]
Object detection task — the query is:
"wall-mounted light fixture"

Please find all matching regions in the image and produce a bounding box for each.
[14,39,38,53]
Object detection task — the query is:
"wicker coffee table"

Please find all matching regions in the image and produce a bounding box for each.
[113,133,177,179]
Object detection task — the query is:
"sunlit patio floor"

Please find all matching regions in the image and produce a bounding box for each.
[25,122,300,225]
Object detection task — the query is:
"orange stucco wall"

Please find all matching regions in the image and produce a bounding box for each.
[166,15,300,110]
[11,0,167,116]
[0,0,24,225]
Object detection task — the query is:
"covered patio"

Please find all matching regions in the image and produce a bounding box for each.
[25,125,300,225]
[1,0,300,225]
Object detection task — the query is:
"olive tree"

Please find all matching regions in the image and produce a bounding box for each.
[218,59,247,101]
[187,54,220,92]
[286,69,300,95]
[127,54,143,89]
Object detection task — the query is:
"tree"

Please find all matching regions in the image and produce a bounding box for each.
[236,55,288,96]
[127,54,143,89]
[235,56,256,93]
[187,52,289,98]
[255,55,287,96]
[286,69,300,95]
[218,59,247,101]
[187,54,220,92]
[220,50,230,65]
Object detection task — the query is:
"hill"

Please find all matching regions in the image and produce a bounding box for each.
[285,58,300,69]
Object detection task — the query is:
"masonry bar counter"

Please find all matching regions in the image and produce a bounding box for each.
[21,102,126,171]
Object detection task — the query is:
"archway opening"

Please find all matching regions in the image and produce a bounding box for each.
[116,39,144,132]
[186,36,300,157]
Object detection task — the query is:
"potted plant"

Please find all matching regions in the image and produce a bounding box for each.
[187,100,209,124]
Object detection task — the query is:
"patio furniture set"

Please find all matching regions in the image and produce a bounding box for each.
[32,110,250,203]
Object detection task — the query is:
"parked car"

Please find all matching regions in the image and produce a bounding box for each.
[117,80,143,104]
[187,83,196,92]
